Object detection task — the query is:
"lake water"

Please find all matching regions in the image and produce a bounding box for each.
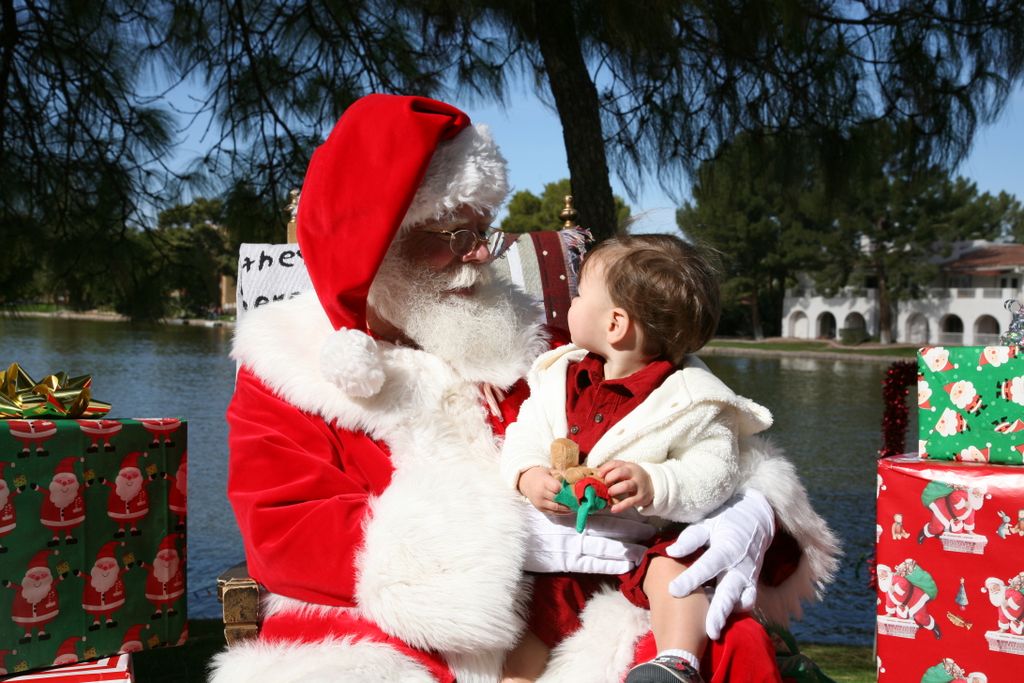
[0,316,905,646]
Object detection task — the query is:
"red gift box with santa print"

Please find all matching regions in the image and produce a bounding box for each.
[0,419,187,675]
[876,454,1024,682]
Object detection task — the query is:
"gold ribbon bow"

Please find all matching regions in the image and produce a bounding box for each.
[0,363,111,418]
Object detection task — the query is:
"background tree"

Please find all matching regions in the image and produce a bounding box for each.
[681,123,1022,341]
[166,1,1024,243]
[677,132,833,338]
[0,1,175,306]
[154,197,231,317]
[501,178,630,234]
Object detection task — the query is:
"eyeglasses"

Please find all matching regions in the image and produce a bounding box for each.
[422,227,507,257]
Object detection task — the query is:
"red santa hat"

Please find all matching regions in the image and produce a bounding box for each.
[54,456,78,476]
[95,541,120,563]
[120,623,149,652]
[157,533,181,554]
[120,452,143,472]
[28,549,53,572]
[296,94,508,397]
[921,347,955,371]
[52,636,81,664]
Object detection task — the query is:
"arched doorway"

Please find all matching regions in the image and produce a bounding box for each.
[905,313,929,345]
[840,312,868,344]
[817,312,837,339]
[789,311,809,338]
[974,315,1000,345]
[939,314,964,345]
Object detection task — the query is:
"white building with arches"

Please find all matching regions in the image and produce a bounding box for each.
[782,241,1023,345]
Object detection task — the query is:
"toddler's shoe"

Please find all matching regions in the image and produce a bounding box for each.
[625,655,705,683]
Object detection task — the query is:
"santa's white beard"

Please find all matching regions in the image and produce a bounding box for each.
[368,250,545,387]
[153,557,179,584]
[115,474,142,502]
[90,566,119,593]
[48,481,79,509]
[21,577,52,605]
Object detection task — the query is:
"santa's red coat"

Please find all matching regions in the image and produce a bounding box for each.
[106,486,148,522]
[82,577,126,616]
[10,587,59,629]
[39,494,85,530]
[144,570,184,606]
[0,500,15,535]
[227,366,780,683]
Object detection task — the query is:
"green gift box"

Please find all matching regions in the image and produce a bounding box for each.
[918,345,1024,464]
[0,418,187,674]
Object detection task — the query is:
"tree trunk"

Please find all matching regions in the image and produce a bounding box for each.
[533,0,617,241]
[877,261,892,344]
[750,281,764,340]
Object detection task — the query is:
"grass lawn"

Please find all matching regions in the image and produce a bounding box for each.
[135,620,875,682]
[707,338,917,358]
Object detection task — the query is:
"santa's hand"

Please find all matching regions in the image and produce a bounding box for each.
[480,383,507,421]
[665,489,775,640]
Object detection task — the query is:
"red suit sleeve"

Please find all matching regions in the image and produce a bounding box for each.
[227,367,395,606]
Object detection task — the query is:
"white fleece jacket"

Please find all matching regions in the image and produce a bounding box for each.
[500,344,775,524]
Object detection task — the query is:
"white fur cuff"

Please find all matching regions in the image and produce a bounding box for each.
[320,328,385,398]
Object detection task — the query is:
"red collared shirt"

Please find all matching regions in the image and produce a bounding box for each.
[564,352,676,460]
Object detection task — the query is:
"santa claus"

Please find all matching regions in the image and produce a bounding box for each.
[984,572,1024,635]
[168,452,187,531]
[103,452,150,537]
[918,482,987,543]
[4,550,61,642]
[882,558,941,638]
[0,462,20,553]
[210,95,838,683]
[34,456,85,546]
[81,541,128,630]
[145,534,184,619]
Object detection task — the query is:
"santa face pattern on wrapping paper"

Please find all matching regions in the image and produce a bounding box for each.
[103,463,151,537]
[144,545,185,619]
[935,408,970,438]
[946,380,985,415]
[919,376,934,411]
[923,347,957,373]
[981,345,1017,369]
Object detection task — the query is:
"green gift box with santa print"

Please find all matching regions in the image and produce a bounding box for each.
[918,345,1024,465]
[0,418,187,675]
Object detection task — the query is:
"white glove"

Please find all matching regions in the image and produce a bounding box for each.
[665,488,775,640]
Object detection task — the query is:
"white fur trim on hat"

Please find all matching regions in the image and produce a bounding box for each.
[320,328,385,398]
[401,124,509,229]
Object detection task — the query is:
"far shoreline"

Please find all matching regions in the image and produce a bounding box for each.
[5,309,918,363]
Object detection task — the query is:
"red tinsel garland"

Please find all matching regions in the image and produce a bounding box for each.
[879,360,917,459]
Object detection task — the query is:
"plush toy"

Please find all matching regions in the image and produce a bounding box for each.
[548,438,613,532]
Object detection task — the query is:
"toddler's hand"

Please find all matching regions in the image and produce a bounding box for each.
[517,466,569,514]
[597,460,653,513]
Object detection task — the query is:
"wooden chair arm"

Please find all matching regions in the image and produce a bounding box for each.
[217,562,263,645]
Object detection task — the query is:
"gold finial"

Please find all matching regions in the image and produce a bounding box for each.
[559,195,578,229]
[286,189,300,243]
